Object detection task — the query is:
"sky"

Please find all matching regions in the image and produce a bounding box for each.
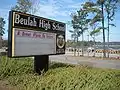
[0,0,120,42]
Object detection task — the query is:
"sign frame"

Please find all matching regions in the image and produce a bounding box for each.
[8,10,66,58]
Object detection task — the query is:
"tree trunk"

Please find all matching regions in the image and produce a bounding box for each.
[93,36,96,57]
[101,3,106,58]
[77,37,79,56]
[0,36,2,61]
[82,33,84,56]
[73,38,76,56]
[107,13,110,58]
[87,35,89,56]
[0,36,2,49]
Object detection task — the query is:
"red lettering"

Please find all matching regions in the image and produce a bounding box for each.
[17,31,20,35]
[21,31,31,37]
[16,30,54,39]
[33,32,42,38]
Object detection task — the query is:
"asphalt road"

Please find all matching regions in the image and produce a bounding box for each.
[1,48,120,70]
[50,54,120,70]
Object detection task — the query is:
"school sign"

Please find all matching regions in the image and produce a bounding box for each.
[8,11,66,57]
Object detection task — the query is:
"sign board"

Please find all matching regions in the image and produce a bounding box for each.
[8,11,66,57]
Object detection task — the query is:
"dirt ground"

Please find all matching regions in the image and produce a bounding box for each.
[0,80,17,90]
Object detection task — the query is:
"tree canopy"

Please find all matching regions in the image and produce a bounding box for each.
[69,0,120,57]
[0,17,5,36]
[12,0,34,13]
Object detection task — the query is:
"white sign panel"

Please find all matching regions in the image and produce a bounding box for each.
[13,28,56,56]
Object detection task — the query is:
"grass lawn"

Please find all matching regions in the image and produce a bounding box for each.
[0,56,120,90]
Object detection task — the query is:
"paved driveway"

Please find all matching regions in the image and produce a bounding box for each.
[50,54,120,70]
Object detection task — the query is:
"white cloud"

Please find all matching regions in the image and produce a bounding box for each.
[1,0,88,40]
[34,0,82,19]
[0,4,13,19]
[0,8,9,19]
[67,3,82,9]
[60,0,74,4]
[35,1,58,18]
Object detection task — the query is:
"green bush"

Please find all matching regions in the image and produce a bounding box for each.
[7,66,120,90]
[0,56,34,79]
[0,52,7,56]
[0,56,120,90]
